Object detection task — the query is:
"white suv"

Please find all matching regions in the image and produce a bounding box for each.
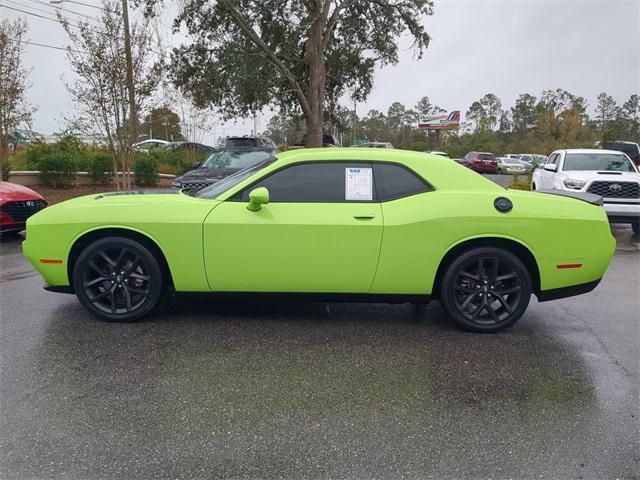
[532,149,640,235]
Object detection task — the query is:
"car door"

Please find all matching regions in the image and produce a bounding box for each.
[368,163,436,294]
[203,162,383,293]
[539,153,558,189]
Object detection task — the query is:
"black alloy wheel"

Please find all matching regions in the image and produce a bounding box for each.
[73,237,163,322]
[440,247,531,332]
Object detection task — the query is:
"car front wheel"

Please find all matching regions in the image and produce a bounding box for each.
[72,237,163,322]
[440,247,532,332]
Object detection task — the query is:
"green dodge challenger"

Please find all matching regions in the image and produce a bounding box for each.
[23,148,616,332]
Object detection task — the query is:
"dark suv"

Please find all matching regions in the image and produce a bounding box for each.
[604,141,640,167]
[225,136,278,150]
[464,152,498,173]
[172,143,278,191]
[292,133,341,148]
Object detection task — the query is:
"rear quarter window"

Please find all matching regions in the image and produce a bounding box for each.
[373,163,433,201]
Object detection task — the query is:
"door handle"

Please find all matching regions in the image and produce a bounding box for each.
[353,214,376,220]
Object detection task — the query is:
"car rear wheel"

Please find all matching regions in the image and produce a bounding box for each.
[632,220,639,236]
[440,247,532,332]
[73,237,163,322]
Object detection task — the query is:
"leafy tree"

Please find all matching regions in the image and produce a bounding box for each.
[595,92,618,132]
[414,96,444,119]
[262,113,306,145]
[359,109,389,143]
[163,0,434,147]
[387,102,408,131]
[60,1,160,189]
[465,94,502,131]
[539,88,578,116]
[499,110,512,133]
[140,106,183,141]
[479,93,502,129]
[465,101,485,130]
[620,94,639,136]
[0,18,35,172]
[511,93,537,134]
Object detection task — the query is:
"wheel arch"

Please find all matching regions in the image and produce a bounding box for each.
[432,236,541,297]
[66,226,174,291]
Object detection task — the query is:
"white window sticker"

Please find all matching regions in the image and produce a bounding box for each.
[345,167,372,201]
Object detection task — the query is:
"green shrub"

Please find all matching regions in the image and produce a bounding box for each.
[133,154,158,186]
[2,160,10,181]
[509,174,531,191]
[39,152,76,188]
[89,153,114,184]
[24,137,90,172]
[149,149,197,176]
[406,141,428,152]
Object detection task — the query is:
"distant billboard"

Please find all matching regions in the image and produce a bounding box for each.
[418,111,460,131]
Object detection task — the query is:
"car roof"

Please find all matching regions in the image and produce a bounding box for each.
[270,148,503,193]
[556,148,628,155]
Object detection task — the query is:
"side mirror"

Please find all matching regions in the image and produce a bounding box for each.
[543,163,558,172]
[247,187,269,211]
[193,162,201,169]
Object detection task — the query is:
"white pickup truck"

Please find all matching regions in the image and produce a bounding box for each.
[532,149,640,235]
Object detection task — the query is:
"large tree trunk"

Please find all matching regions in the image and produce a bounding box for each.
[305,18,326,148]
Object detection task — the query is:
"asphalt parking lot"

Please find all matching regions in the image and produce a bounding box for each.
[1,225,639,479]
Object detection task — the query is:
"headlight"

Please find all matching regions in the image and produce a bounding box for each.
[563,179,586,190]
[171,180,182,188]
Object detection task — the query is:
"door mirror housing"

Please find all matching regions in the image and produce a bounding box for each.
[192,161,202,169]
[543,163,558,172]
[247,187,269,211]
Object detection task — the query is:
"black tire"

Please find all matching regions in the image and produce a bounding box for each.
[632,220,640,236]
[498,168,503,174]
[531,183,536,191]
[440,247,532,333]
[72,236,163,322]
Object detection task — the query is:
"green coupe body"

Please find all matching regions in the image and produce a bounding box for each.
[23,148,616,331]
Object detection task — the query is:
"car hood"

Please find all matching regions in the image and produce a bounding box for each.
[174,168,239,183]
[39,188,208,212]
[0,181,45,201]
[561,170,640,181]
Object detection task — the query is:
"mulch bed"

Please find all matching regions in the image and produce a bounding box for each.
[37,184,125,205]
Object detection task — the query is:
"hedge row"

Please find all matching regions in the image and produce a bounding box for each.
[12,140,205,189]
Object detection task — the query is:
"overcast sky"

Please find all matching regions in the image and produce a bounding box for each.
[2,0,639,142]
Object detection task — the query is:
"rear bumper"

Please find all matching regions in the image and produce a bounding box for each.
[474,165,497,172]
[536,278,601,302]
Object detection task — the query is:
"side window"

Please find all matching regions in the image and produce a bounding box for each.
[240,162,374,202]
[547,154,558,165]
[373,163,432,202]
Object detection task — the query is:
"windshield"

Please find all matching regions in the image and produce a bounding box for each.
[193,158,276,199]
[563,153,635,172]
[201,149,272,170]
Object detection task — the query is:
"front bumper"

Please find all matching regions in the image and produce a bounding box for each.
[603,201,640,220]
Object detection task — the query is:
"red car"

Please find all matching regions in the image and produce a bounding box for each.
[0,181,47,234]
[464,151,498,173]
